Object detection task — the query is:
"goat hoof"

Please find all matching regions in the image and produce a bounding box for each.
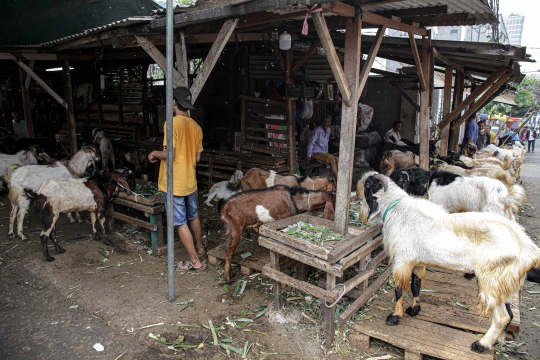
[57,247,66,254]
[471,341,488,353]
[46,256,55,262]
[464,273,476,280]
[385,314,400,326]
[405,305,421,317]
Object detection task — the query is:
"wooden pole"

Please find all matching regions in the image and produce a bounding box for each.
[285,49,296,174]
[439,66,453,156]
[418,31,431,170]
[449,72,465,151]
[62,60,77,154]
[24,60,35,90]
[358,25,386,95]
[142,63,149,127]
[408,32,427,91]
[18,67,34,138]
[14,60,67,109]
[174,30,188,87]
[334,16,361,236]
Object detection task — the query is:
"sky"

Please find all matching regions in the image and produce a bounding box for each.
[499,0,540,74]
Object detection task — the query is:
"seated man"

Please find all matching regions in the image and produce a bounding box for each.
[384,121,415,147]
[306,115,338,180]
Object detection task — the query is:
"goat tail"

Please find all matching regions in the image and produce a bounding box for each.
[505,185,526,214]
[5,164,21,185]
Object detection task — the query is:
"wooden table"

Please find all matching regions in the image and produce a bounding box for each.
[107,191,165,256]
[258,214,388,349]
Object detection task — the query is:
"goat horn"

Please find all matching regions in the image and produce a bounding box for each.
[373,174,388,192]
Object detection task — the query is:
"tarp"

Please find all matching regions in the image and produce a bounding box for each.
[492,93,517,106]
[0,0,161,45]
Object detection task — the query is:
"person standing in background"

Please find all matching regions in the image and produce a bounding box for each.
[476,121,489,150]
[526,126,537,153]
[11,109,27,139]
[461,115,478,150]
[486,124,496,145]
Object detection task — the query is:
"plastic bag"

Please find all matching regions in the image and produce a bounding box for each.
[357,103,374,132]
[300,98,313,120]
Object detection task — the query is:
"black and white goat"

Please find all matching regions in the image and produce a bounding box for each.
[93,128,115,171]
[204,170,243,206]
[24,169,133,262]
[357,173,540,353]
[390,168,525,220]
[7,144,101,240]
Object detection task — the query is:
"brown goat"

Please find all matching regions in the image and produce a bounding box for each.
[219,185,335,283]
[380,150,419,176]
[231,168,335,192]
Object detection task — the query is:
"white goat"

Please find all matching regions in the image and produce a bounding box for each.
[204,170,243,206]
[432,159,516,187]
[357,173,540,353]
[93,128,115,171]
[0,146,51,189]
[6,144,101,240]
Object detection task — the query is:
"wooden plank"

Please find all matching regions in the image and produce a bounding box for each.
[112,197,165,215]
[14,60,67,109]
[311,11,351,106]
[269,253,284,310]
[191,18,238,102]
[174,30,188,87]
[391,81,420,112]
[206,241,269,273]
[321,2,427,36]
[337,266,393,325]
[449,71,465,152]
[106,210,157,231]
[291,39,321,75]
[358,24,385,102]
[246,135,288,145]
[18,67,34,138]
[439,66,453,156]
[338,235,383,268]
[330,225,382,262]
[117,191,163,206]
[452,71,512,130]
[242,144,288,157]
[418,32,431,170]
[135,35,184,88]
[239,95,287,107]
[324,273,337,348]
[438,66,508,129]
[246,127,288,135]
[432,47,465,73]
[63,61,77,154]
[408,32,427,91]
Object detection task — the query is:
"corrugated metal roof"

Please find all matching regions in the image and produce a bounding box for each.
[363,0,497,25]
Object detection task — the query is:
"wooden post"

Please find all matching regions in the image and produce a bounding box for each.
[334,17,361,235]
[62,60,77,154]
[14,60,67,109]
[358,25,386,96]
[24,60,35,90]
[439,66,453,156]
[142,63,149,127]
[18,67,34,138]
[117,81,123,125]
[174,30,188,87]
[449,71,465,151]
[322,274,336,349]
[418,31,431,170]
[270,251,283,310]
[285,49,296,174]
[408,32,426,91]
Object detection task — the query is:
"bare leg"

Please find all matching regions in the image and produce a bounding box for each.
[329,157,338,181]
[188,216,204,256]
[177,224,202,268]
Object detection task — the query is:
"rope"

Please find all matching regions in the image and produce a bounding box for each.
[310,178,315,190]
[307,191,311,211]
[302,5,323,35]
[116,183,144,203]
[324,284,346,308]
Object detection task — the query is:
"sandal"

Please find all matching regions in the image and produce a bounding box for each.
[177,260,207,272]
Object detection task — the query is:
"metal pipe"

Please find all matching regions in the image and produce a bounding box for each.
[166,0,175,302]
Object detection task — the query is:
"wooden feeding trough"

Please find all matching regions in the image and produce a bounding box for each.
[258,213,389,348]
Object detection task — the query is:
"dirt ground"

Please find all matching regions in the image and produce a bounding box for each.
[0,161,539,360]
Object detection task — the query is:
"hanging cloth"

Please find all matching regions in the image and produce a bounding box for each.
[302,5,323,35]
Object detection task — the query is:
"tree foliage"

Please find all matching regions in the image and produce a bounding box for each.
[483,101,513,117]
[515,75,540,108]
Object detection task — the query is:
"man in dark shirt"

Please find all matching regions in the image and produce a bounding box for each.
[476,121,489,150]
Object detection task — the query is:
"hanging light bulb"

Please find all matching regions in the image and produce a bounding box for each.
[100,67,105,90]
[279,31,291,50]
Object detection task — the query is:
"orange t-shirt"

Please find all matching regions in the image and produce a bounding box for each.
[158,115,203,196]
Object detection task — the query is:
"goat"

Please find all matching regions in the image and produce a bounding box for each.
[431,158,516,187]
[461,143,477,157]
[380,150,418,176]
[24,169,133,261]
[358,173,540,353]
[230,168,335,192]
[93,128,115,171]
[0,145,53,189]
[204,170,243,206]
[6,144,101,240]
[390,168,525,220]
[219,185,336,284]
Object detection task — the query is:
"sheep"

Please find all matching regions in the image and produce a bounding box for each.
[431,158,516,187]
[461,143,477,157]
[6,144,101,240]
[390,168,525,220]
[219,185,336,284]
[24,169,133,261]
[380,150,418,176]
[204,170,243,206]
[0,145,53,189]
[93,128,115,171]
[230,168,335,192]
[357,173,540,353]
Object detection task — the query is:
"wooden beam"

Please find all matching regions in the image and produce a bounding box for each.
[291,39,321,76]
[174,31,188,88]
[390,81,420,112]
[320,2,427,36]
[334,16,361,235]
[373,5,448,18]
[438,66,508,129]
[285,48,296,174]
[62,61,77,155]
[135,35,184,87]
[439,66,454,156]
[18,67,34,138]
[432,47,464,73]
[452,71,512,130]
[312,11,351,106]
[190,18,238,103]
[449,71,465,152]
[24,60,34,90]
[419,32,431,170]
[237,10,305,29]
[408,32,427,91]
[13,60,68,109]
[358,25,386,97]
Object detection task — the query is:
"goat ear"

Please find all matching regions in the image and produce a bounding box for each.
[111,173,132,194]
[359,177,381,223]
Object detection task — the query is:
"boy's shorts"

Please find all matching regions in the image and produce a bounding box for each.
[162,191,198,226]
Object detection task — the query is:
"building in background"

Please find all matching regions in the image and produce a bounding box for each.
[504,13,525,45]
